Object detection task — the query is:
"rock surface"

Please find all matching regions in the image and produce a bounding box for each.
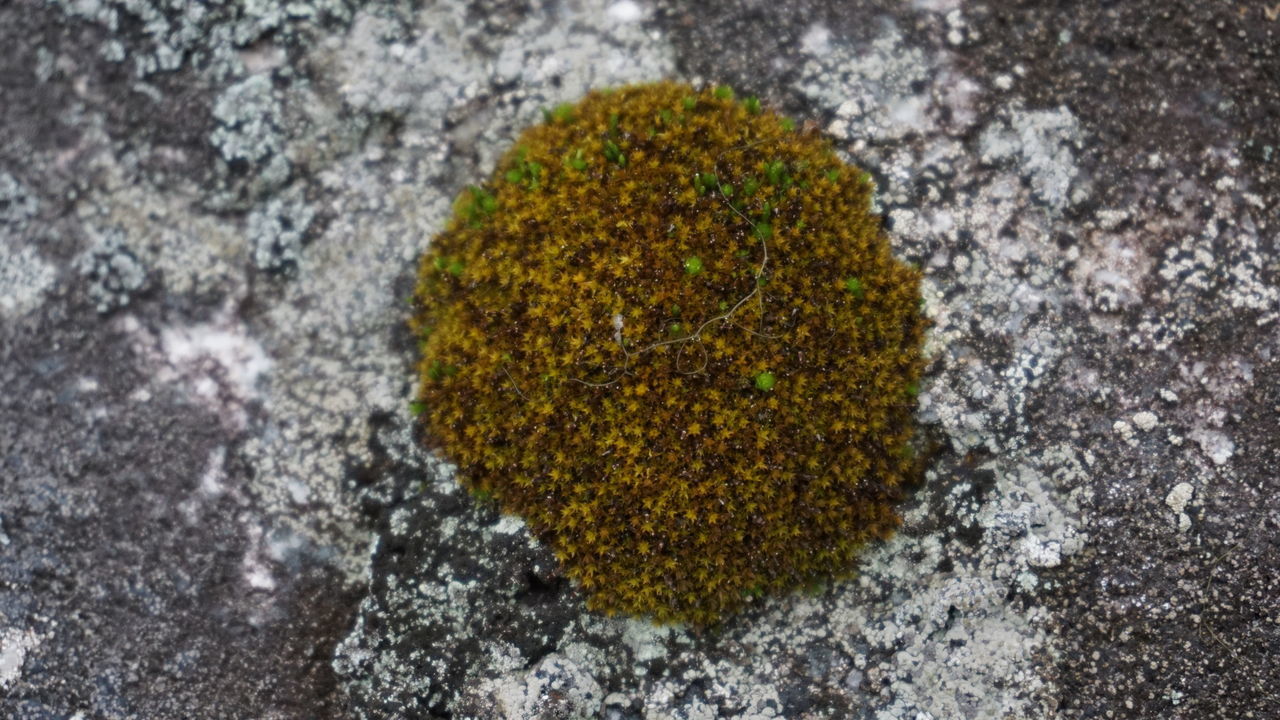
[1,0,1277,718]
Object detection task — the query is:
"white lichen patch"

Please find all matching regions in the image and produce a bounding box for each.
[0,627,39,691]
[48,0,356,81]
[798,23,937,144]
[0,243,56,319]
[979,108,1083,211]
[77,226,148,313]
[474,654,604,720]
[488,515,526,537]
[1190,428,1235,466]
[322,0,674,178]
[210,74,291,204]
[1133,411,1159,432]
[248,194,316,275]
[0,171,40,230]
[1164,482,1195,532]
[57,133,249,299]
[605,0,645,24]
[620,619,671,666]
[1113,420,1137,445]
[814,449,1087,720]
[1165,482,1194,514]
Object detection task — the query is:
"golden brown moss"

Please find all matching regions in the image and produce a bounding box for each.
[411,81,925,625]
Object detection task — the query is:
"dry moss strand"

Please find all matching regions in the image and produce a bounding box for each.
[411,81,926,625]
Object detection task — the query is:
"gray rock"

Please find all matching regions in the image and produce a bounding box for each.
[1,0,1277,718]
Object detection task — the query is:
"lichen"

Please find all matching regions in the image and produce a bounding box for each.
[0,172,39,231]
[79,227,149,314]
[248,195,315,276]
[411,81,926,624]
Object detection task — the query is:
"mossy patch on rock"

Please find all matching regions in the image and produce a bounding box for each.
[411,81,925,624]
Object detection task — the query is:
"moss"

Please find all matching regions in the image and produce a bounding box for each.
[411,81,926,625]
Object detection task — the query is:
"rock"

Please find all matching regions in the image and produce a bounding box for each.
[2,0,1277,718]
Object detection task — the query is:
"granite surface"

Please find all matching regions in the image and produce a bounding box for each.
[1,0,1277,718]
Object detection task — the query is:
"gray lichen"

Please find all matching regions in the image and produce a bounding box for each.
[248,195,315,276]
[78,227,148,313]
[0,172,39,231]
[210,75,291,206]
[979,108,1084,211]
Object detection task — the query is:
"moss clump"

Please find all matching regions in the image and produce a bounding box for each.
[411,81,925,625]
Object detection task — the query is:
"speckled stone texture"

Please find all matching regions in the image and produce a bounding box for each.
[1,0,1276,718]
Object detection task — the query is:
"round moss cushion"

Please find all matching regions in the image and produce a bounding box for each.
[412,81,925,624]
